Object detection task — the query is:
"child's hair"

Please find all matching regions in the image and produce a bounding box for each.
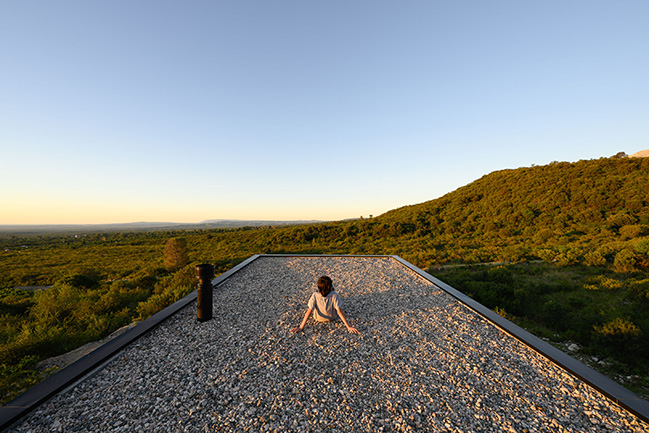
[317,276,333,297]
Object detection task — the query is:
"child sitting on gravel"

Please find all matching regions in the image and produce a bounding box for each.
[290,276,359,334]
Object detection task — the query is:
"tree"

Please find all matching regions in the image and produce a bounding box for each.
[163,237,189,272]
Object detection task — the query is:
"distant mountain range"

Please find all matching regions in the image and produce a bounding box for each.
[0,219,324,234]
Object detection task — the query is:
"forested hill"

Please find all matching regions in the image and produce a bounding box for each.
[380,156,649,238]
[370,156,649,267]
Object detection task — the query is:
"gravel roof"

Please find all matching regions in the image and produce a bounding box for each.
[7,256,649,432]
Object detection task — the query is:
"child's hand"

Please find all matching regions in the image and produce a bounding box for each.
[346,326,359,334]
[289,327,302,333]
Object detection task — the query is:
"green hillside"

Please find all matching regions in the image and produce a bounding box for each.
[382,155,649,233]
[374,155,649,267]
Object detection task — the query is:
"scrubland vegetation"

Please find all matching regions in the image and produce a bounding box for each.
[435,263,649,397]
[1,155,648,403]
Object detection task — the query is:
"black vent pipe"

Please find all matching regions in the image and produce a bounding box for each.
[195,264,214,322]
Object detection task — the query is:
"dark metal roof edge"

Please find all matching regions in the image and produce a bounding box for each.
[257,254,394,258]
[0,254,262,432]
[213,254,261,286]
[4,254,647,429]
[390,255,649,424]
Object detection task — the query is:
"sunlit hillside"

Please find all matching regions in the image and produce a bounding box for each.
[374,155,649,267]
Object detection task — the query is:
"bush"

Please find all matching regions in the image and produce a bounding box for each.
[536,249,556,263]
[137,265,195,320]
[555,248,582,266]
[29,284,82,328]
[619,225,646,239]
[593,317,643,359]
[540,299,569,331]
[613,249,637,273]
[635,238,649,255]
[0,355,56,404]
[629,279,649,302]
[96,280,152,314]
[57,273,100,289]
[534,229,555,243]
[590,276,624,290]
[584,250,607,267]
[607,212,637,230]
[0,288,34,317]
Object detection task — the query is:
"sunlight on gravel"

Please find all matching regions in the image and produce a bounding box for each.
[9,257,649,432]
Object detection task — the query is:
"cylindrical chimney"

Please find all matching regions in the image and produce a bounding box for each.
[196,264,215,322]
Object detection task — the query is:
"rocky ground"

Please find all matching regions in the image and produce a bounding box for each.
[36,323,138,373]
[8,256,649,432]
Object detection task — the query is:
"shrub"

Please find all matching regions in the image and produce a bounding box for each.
[536,249,556,263]
[96,280,151,314]
[136,265,195,320]
[555,248,582,266]
[593,317,641,339]
[592,317,643,360]
[584,250,607,266]
[29,284,82,328]
[534,229,555,244]
[57,273,100,289]
[635,238,649,255]
[540,299,569,331]
[0,355,56,404]
[494,306,515,321]
[85,308,131,337]
[613,249,637,273]
[0,288,34,317]
[607,212,637,230]
[629,279,649,302]
[593,276,623,290]
[619,225,645,239]
[488,266,514,284]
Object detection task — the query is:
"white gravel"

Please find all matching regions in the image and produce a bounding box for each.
[8,256,649,432]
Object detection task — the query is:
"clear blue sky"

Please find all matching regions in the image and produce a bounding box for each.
[2,1,648,224]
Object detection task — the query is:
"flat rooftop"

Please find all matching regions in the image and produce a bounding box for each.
[5,256,649,432]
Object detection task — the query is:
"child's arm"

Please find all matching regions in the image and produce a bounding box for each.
[336,307,359,334]
[290,308,313,333]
